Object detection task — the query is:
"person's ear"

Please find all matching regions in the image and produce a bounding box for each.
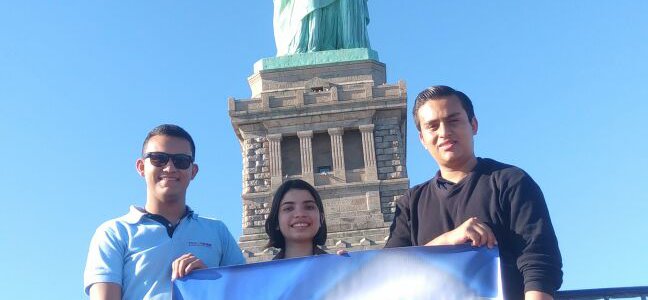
[471,116,478,135]
[136,159,145,177]
[191,163,199,180]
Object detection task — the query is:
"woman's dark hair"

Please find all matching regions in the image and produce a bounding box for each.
[265,179,327,249]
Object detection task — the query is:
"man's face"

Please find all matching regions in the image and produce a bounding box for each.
[417,95,478,170]
[136,135,198,204]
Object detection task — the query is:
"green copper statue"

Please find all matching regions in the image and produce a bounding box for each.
[273,0,371,56]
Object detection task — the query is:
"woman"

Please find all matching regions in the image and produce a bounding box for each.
[265,179,328,259]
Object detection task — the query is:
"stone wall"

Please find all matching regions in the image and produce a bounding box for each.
[242,200,268,230]
[379,181,409,223]
[242,137,270,194]
[374,111,407,181]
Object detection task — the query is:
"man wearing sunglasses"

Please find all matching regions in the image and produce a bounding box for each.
[84,124,245,300]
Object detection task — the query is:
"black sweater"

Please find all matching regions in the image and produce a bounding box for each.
[385,158,563,299]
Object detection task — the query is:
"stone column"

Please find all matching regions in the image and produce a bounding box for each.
[297,130,314,184]
[359,124,378,181]
[328,127,346,183]
[330,86,338,102]
[267,134,282,189]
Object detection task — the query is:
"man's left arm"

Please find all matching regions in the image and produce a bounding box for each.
[84,225,125,296]
[506,174,563,298]
[218,222,246,266]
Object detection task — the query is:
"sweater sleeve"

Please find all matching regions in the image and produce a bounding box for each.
[506,174,563,295]
[384,192,413,248]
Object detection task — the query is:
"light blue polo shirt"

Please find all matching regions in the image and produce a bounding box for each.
[84,206,245,300]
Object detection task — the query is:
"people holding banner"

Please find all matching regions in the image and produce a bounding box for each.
[385,86,563,300]
[84,124,245,300]
[265,179,328,259]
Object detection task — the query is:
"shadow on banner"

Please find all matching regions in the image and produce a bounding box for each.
[173,245,503,300]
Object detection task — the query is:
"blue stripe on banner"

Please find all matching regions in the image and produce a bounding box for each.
[173,245,503,300]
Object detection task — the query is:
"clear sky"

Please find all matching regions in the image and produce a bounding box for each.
[1,1,647,299]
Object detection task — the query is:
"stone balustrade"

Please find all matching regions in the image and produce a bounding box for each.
[229,84,403,113]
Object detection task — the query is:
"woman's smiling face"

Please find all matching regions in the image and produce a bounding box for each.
[278,188,321,246]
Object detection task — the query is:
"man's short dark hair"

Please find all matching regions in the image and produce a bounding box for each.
[142,124,196,159]
[265,179,327,250]
[413,85,475,131]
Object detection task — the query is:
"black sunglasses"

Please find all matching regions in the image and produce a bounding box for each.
[144,152,194,170]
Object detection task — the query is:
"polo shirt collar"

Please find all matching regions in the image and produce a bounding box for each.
[123,205,198,224]
[123,206,147,224]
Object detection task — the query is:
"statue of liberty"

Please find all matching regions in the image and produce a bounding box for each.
[273,0,371,56]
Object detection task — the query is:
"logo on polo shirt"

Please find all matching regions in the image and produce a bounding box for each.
[187,241,212,247]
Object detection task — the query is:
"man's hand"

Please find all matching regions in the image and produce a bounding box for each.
[525,291,554,300]
[425,217,497,248]
[172,253,207,280]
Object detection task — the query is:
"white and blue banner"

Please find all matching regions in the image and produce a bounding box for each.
[173,245,502,300]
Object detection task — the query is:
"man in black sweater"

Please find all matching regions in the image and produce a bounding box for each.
[385,85,563,299]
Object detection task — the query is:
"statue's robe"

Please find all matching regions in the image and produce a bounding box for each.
[273,0,370,56]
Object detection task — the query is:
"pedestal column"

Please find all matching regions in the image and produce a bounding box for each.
[297,130,314,184]
[359,124,378,181]
[267,134,282,189]
[328,127,346,183]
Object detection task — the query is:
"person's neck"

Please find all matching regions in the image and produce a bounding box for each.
[284,242,314,259]
[145,197,186,224]
[439,157,478,183]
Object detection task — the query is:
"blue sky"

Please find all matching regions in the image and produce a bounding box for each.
[1,1,647,299]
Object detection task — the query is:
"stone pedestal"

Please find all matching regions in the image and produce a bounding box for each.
[230,56,409,262]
